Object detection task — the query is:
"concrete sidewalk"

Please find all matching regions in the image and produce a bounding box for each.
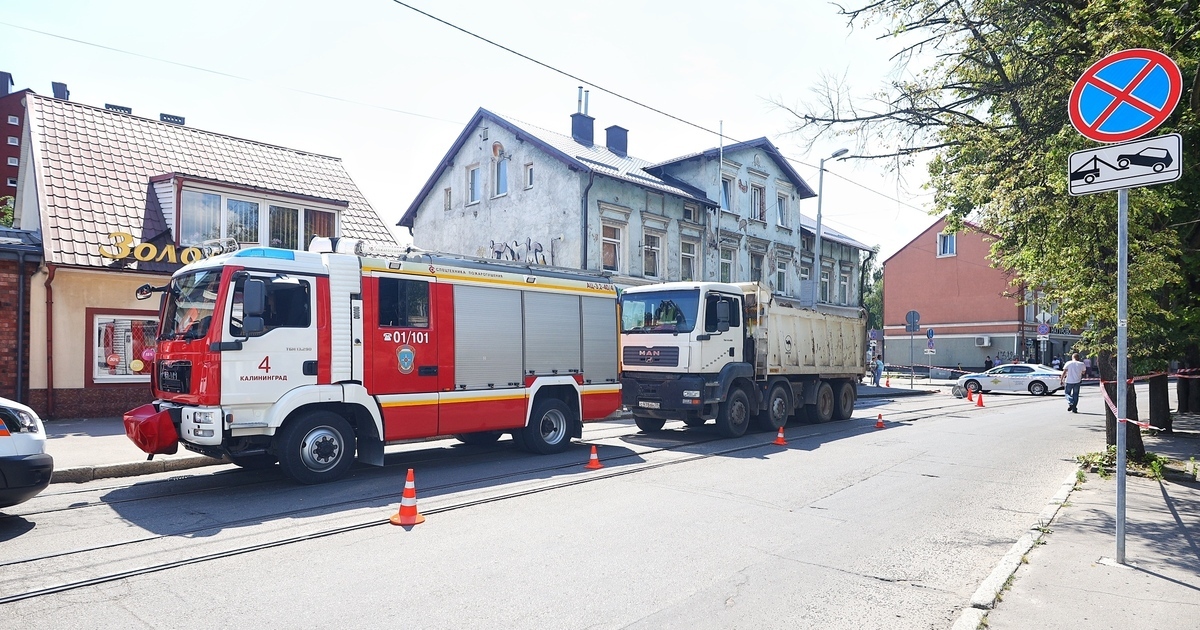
[43,382,936,484]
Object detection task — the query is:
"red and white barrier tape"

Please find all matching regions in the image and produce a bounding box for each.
[1096,379,1150,428]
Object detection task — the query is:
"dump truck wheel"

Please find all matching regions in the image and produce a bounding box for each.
[834,381,856,421]
[716,387,751,438]
[755,384,790,431]
[813,382,835,423]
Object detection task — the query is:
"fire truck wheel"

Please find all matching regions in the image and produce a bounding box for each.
[633,415,666,432]
[454,431,503,445]
[522,398,574,454]
[715,387,751,438]
[755,384,790,431]
[276,411,355,484]
[833,381,856,421]
[813,382,835,423]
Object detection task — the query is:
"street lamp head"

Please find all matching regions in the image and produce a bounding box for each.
[830,148,849,159]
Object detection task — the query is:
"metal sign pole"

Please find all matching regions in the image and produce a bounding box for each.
[909,331,914,389]
[1116,187,1128,563]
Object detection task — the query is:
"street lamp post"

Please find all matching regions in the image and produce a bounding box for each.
[813,148,849,304]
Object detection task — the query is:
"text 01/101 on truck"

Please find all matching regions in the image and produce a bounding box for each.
[619,282,867,437]
[123,238,622,484]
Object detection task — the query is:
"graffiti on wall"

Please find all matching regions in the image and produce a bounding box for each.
[488,237,547,264]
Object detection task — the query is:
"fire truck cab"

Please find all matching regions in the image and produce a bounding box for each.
[124,239,622,484]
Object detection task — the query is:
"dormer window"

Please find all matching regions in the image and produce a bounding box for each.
[179,186,339,250]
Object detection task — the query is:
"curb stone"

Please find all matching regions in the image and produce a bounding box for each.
[50,456,226,484]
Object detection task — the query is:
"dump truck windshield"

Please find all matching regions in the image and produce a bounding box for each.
[620,289,700,334]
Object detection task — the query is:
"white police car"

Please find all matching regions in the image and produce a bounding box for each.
[956,363,1064,396]
[0,396,54,509]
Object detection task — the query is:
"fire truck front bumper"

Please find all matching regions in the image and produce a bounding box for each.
[178,406,225,446]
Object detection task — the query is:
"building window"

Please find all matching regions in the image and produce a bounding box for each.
[776,260,787,293]
[750,185,765,221]
[6,157,17,167]
[643,233,661,277]
[229,276,312,335]
[377,277,431,328]
[494,156,509,197]
[721,177,733,211]
[179,188,337,250]
[680,241,696,282]
[602,225,622,272]
[443,188,452,211]
[776,195,788,227]
[800,264,811,283]
[820,269,831,302]
[525,163,534,189]
[839,272,851,305]
[92,314,158,383]
[720,248,735,283]
[6,136,17,146]
[5,177,15,188]
[938,232,956,257]
[683,203,698,223]
[750,253,764,283]
[467,166,481,204]
[6,115,17,125]
[802,234,814,252]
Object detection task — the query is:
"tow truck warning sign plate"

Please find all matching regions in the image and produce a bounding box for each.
[1068,133,1181,196]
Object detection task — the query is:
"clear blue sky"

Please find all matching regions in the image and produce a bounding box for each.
[0,0,939,259]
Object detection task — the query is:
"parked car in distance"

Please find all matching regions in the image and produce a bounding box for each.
[1116,147,1172,172]
[0,397,54,509]
[956,364,1063,396]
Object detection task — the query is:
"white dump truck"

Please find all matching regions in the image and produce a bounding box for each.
[619,282,867,437]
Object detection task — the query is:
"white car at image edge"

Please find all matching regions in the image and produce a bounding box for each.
[0,396,54,509]
[956,364,1064,396]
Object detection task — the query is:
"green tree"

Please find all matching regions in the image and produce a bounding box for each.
[1,195,13,228]
[786,0,1200,455]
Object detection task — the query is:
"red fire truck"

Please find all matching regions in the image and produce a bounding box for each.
[123,238,621,484]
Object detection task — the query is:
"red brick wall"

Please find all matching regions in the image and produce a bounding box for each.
[26,385,152,419]
[0,258,37,402]
[0,90,26,193]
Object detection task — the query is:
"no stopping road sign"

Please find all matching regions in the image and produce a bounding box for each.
[1069,49,1181,143]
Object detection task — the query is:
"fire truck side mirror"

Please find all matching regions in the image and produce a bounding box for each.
[242,316,265,337]
[243,279,267,317]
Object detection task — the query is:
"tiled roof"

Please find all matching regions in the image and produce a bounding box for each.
[26,95,394,269]
[399,108,717,228]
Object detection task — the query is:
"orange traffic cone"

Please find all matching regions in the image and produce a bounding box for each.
[975,392,985,408]
[966,388,974,402]
[875,413,885,429]
[584,445,603,470]
[390,468,425,526]
[773,427,788,446]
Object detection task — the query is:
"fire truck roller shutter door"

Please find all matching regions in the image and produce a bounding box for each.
[581,296,619,384]
[453,285,524,391]
[523,291,582,374]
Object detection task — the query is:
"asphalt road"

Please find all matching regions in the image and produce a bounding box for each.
[1,391,1099,629]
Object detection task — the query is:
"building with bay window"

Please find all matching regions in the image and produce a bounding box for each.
[9,93,394,418]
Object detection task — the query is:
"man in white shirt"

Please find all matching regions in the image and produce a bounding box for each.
[1060,353,1087,413]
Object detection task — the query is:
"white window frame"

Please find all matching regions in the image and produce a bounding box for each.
[443,187,452,211]
[820,268,831,302]
[494,156,509,197]
[178,185,340,250]
[524,162,534,189]
[6,136,17,146]
[91,313,158,384]
[776,260,787,293]
[642,232,661,277]
[7,115,18,125]
[467,165,481,204]
[750,185,765,222]
[602,224,623,272]
[937,232,956,257]
[682,203,698,223]
[721,177,733,211]
[800,264,811,282]
[6,156,17,167]
[839,272,851,305]
[720,248,735,283]
[680,241,697,282]
[776,195,788,227]
[6,177,16,187]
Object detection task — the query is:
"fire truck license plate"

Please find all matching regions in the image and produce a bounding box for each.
[638,401,660,409]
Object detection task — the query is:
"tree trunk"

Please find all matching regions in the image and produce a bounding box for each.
[1149,374,1171,432]
[1189,378,1200,413]
[1177,374,1190,413]
[1098,350,1146,460]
